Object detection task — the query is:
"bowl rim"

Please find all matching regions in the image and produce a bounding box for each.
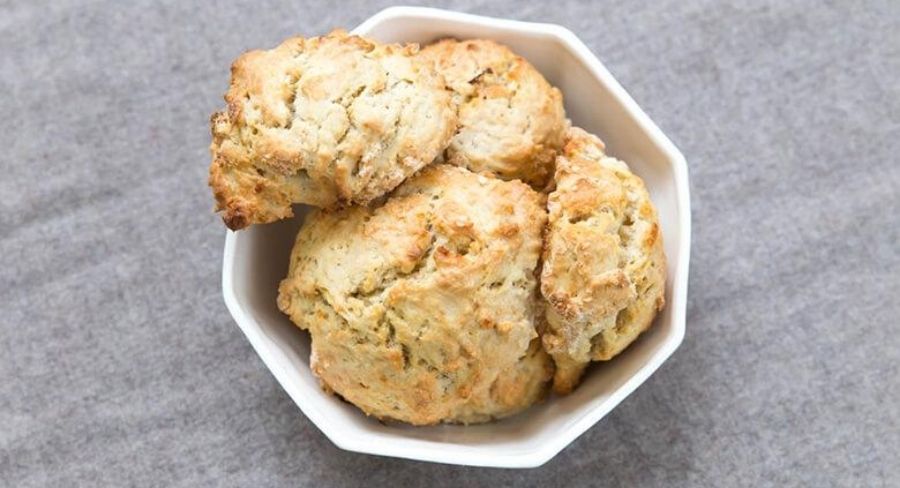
[221,5,692,468]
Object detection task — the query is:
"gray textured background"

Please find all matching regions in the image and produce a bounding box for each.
[2,0,898,486]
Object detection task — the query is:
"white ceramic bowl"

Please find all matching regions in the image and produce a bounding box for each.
[221,6,691,468]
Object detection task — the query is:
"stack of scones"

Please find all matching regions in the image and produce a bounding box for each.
[208,30,666,425]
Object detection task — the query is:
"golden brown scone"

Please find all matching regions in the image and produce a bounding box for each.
[277,165,553,425]
[417,39,566,188]
[540,128,667,394]
[209,30,457,229]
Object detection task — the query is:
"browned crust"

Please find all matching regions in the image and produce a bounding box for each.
[418,39,566,188]
[540,127,667,394]
[277,165,553,424]
[208,30,456,230]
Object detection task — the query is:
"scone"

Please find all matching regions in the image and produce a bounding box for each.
[209,30,457,229]
[417,39,566,188]
[277,164,553,425]
[540,128,667,394]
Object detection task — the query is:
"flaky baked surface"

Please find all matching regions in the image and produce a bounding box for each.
[540,128,667,394]
[417,39,566,188]
[277,164,552,425]
[209,30,457,229]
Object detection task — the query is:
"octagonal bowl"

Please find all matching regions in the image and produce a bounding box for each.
[220,6,691,468]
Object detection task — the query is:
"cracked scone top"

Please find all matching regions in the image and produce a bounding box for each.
[277,165,552,425]
[417,39,566,188]
[541,128,667,394]
[209,30,457,229]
